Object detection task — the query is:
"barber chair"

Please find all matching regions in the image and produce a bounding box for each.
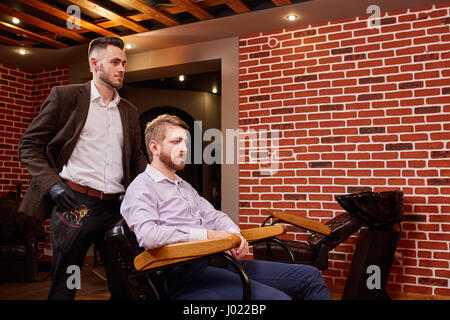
[105,218,285,300]
[338,190,404,300]
[0,198,45,282]
[253,210,362,270]
[252,190,404,300]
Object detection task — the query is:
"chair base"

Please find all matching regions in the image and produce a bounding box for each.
[342,228,400,300]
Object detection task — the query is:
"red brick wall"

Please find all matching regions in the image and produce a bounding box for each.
[238,3,450,297]
[0,64,69,256]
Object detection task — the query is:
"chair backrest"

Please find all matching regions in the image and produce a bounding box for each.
[105,218,162,300]
[336,191,404,228]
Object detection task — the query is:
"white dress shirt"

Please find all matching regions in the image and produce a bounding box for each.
[59,80,125,194]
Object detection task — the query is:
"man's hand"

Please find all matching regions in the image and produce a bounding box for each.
[230,234,249,260]
[48,182,79,212]
[207,230,249,260]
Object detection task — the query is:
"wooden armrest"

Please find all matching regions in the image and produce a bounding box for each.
[134,234,241,271]
[240,225,286,242]
[267,209,331,235]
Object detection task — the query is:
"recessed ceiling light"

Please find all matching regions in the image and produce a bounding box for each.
[12,17,20,24]
[286,14,298,21]
[125,44,132,49]
[18,49,27,55]
[178,75,185,82]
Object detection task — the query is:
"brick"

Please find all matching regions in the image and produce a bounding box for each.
[359,76,385,84]
[331,47,352,55]
[321,136,345,144]
[293,29,317,38]
[343,21,366,30]
[414,53,440,62]
[414,106,440,114]
[344,53,366,61]
[249,51,270,59]
[303,35,326,44]
[319,104,344,111]
[386,143,413,150]
[248,95,270,102]
[294,74,317,82]
[332,62,355,71]
[372,66,400,75]
[431,151,450,158]
[428,178,450,185]
[328,31,352,40]
[357,93,383,101]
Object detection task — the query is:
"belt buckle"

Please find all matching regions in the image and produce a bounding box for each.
[100,191,104,200]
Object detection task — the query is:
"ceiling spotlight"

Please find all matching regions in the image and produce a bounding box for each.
[212,87,218,94]
[178,75,185,82]
[12,17,20,24]
[18,49,27,55]
[286,14,298,21]
[125,44,132,49]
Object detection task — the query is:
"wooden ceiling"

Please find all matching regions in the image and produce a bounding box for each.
[0,0,304,49]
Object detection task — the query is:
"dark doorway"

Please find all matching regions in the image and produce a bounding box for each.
[139,106,202,196]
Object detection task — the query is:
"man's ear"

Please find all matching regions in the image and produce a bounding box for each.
[89,57,98,72]
[149,140,159,157]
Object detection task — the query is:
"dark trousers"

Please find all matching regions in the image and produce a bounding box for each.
[48,191,128,300]
[162,259,332,300]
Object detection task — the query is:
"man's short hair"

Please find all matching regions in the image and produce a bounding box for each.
[144,114,189,163]
[88,36,124,58]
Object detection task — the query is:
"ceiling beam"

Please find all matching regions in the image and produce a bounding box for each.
[120,0,180,27]
[68,0,149,33]
[17,0,118,37]
[223,0,250,13]
[0,21,67,48]
[272,0,292,6]
[96,0,223,29]
[0,34,31,47]
[0,3,90,43]
[169,0,214,20]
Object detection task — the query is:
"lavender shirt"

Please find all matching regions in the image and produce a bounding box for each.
[120,164,240,250]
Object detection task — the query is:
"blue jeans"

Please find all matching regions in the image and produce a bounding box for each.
[162,259,331,300]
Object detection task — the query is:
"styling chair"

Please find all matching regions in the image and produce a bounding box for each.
[252,209,362,270]
[337,190,404,300]
[252,190,404,300]
[0,197,45,282]
[105,218,286,300]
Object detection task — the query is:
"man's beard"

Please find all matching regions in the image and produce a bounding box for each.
[160,149,186,171]
[99,66,123,89]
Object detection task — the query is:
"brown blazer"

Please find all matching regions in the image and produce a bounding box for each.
[18,81,147,220]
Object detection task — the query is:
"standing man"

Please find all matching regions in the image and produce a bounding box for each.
[121,114,331,300]
[18,36,147,300]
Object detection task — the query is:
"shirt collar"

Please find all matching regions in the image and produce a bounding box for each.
[90,80,120,107]
[145,164,183,184]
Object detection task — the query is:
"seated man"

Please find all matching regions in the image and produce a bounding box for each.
[120,114,331,300]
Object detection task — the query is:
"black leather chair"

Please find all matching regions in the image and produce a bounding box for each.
[337,190,404,299]
[104,218,252,300]
[0,198,45,282]
[252,211,362,270]
[252,191,404,300]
